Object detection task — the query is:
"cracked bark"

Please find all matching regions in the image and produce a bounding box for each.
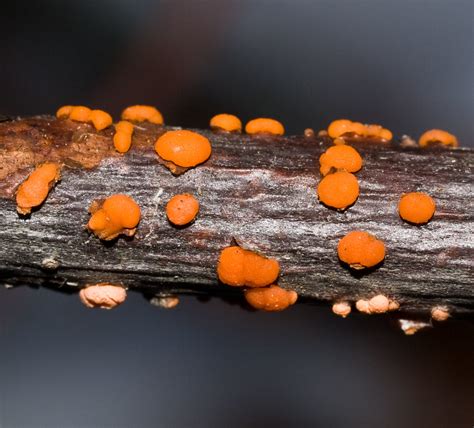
[0,116,472,317]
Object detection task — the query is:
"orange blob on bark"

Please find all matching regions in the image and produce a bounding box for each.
[319,145,363,176]
[113,121,134,153]
[338,231,386,269]
[16,163,61,215]
[317,171,359,210]
[244,285,298,312]
[419,129,458,148]
[121,105,163,125]
[90,109,113,131]
[210,113,242,132]
[166,193,199,226]
[217,246,280,288]
[155,130,211,168]
[245,118,284,135]
[398,192,436,224]
[87,194,141,240]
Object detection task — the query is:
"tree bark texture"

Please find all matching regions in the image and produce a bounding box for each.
[0,116,472,316]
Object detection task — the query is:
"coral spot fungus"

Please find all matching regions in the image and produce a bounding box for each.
[244,285,298,312]
[245,118,284,135]
[79,283,127,309]
[332,301,351,318]
[155,130,211,168]
[317,171,359,210]
[56,105,112,130]
[121,105,163,125]
[166,193,199,226]
[419,129,458,148]
[319,145,363,176]
[399,192,436,224]
[210,114,242,132]
[113,120,134,153]
[327,119,392,141]
[356,295,399,314]
[338,231,385,269]
[87,194,141,240]
[16,163,61,215]
[217,246,280,288]
[431,306,450,321]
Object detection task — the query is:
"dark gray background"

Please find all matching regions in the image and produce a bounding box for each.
[0,1,473,427]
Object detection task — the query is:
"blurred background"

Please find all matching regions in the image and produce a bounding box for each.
[0,1,473,427]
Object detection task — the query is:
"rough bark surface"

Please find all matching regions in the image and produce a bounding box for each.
[0,116,472,316]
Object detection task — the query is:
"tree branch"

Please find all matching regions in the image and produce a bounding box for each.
[0,116,472,316]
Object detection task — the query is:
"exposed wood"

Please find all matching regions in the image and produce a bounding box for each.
[0,116,473,316]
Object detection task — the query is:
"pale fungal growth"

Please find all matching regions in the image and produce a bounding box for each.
[356,295,399,314]
[431,306,450,322]
[149,295,180,309]
[41,257,60,271]
[304,128,315,137]
[79,283,127,309]
[332,301,351,318]
[399,319,432,336]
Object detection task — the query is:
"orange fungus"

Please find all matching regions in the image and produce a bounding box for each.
[338,231,386,269]
[327,119,392,141]
[244,285,298,312]
[90,109,113,131]
[210,113,242,132]
[69,106,92,122]
[113,120,134,153]
[155,130,211,168]
[121,105,163,125]
[166,193,199,226]
[16,163,61,215]
[419,129,458,148]
[56,105,73,118]
[79,283,127,309]
[245,118,284,135]
[87,194,141,240]
[319,145,363,176]
[398,192,436,224]
[317,171,359,210]
[217,246,280,288]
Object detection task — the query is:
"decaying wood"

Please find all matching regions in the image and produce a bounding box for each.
[0,116,472,316]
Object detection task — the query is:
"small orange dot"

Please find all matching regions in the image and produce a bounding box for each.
[317,171,359,210]
[121,105,163,125]
[166,194,199,226]
[90,110,113,131]
[245,118,284,135]
[419,129,458,148]
[319,144,363,176]
[155,130,212,168]
[69,106,92,122]
[210,113,242,132]
[244,285,297,312]
[398,192,436,224]
[338,231,385,269]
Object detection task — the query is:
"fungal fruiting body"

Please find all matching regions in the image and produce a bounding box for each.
[431,306,450,321]
[338,231,385,269]
[304,128,315,137]
[399,319,431,335]
[113,121,135,153]
[356,295,399,314]
[16,163,61,215]
[87,194,141,240]
[332,301,351,318]
[245,118,284,135]
[210,114,242,132]
[244,285,297,312]
[121,105,163,125]
[56,105,112,131]
[419,129,458,148]
[155,130,211,168]
[90,109,113,131]
[317,171,359,210]
[327,119,392,141]
[319,145,363,176]
[217,246,280,287]
[398,192,436,224]
[166,193,199,226]
[79,284,127,309]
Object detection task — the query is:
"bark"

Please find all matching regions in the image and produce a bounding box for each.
[0,116,472,316]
